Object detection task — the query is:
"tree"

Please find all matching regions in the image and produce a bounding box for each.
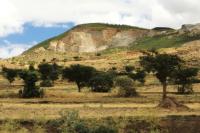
[29,65,35,71]
[2,67,18,85]
[38,63,52,81]
[38,62,61,87]
[174,67,199,94]
[50,63,62,84]
[115,76,137,97]
[128,69,146,84]
[140,53,182,100]
[90,73,113,92]
[18,70,43,98]
[62,64,96,92]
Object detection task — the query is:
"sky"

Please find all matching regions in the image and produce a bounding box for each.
[0,0,200,58]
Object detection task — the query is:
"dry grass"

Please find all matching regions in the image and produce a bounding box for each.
[0,74,199,121]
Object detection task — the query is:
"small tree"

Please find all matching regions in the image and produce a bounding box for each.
[18,70,43,98]
[128,69,146,84]
[38,62,61,87]
[90,73,113,92]
[115,76,137,97]
[174,67,199,94]
[62,64,96,92]
[140,53,182,100]
[50,63,62,84]
[125,65,135,73]
[2,67,18,85]
[29,65,35,71]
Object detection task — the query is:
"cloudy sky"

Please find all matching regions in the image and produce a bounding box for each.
[0,0,200,58]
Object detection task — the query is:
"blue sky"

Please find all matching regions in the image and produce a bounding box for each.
[0,22,74,45]
[0,22,74,58]
[1,0,200,58]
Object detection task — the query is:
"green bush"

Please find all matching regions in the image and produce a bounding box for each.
[91,125,117,133]
[115,76,137,97]
[60,110,89,133]
[18,71,44,98]
[90,73,113,92]
[59,110,117,133]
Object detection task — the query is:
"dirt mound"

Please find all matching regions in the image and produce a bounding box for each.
[158,97,189,111]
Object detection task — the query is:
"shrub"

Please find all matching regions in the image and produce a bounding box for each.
[125,65,135,73]
[115,76,137,97]
[90,73,113,92]
[2,67,18,85]
[95,53,101,56]
[59,110,117,133]
[174,67,199,94]
[73,56,82,61]
[60,110,89,133]
[91,125,117,133]
[18,70,44,98]
[129,69,146,84]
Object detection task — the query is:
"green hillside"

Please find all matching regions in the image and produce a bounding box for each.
[130,33,200,50]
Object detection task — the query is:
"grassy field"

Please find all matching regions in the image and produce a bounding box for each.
[0,75,199,121]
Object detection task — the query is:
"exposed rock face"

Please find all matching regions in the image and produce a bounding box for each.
[47,27,149,53]
[181,24,200,31]
[179,23,200,35]
[48,41,65,52]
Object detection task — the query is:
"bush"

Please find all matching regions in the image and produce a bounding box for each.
[90,73,113,92]
[95,53,101,56]
[19,86,44,98]
[59,110,117,133]
[60,110,89,133]
[73,56,82,61]
[125,65,135,73]
[18,71,44,98]
[115,76,137,97]
[91,125,117,133]
[40,80,53,87]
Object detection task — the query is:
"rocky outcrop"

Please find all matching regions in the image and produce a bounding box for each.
[179,23,200,36]
[47,26,149,53]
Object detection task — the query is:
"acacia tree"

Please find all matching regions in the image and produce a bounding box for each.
[140,53,182,100]
[62,64,96,92]
[174,67,199,94]
[2,67,18,85]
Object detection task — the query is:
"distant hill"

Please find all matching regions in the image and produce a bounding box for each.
[25,23,149,54]
[3,23,199,69]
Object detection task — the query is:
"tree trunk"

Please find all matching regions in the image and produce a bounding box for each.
[162,82,167,100]
[77,82,81,92]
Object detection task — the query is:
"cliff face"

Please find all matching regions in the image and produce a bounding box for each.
[38,24,150,53]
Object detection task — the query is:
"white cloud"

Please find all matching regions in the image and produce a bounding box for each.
[0,0,200,58]
[0,42,35,59]
[1,0,200,37]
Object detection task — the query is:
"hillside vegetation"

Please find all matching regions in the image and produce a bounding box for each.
[131,33,200,50]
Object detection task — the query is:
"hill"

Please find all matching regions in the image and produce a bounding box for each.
[2,23,200,69]
[25,23,149,54]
